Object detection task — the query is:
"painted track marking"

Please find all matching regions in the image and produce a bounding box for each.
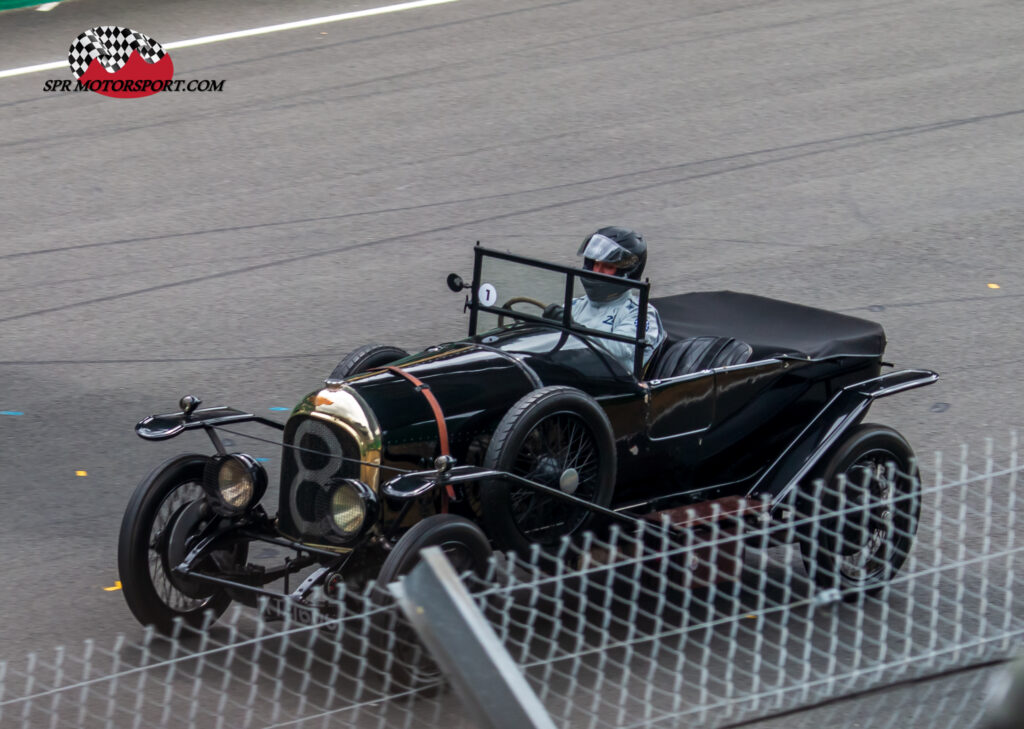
[36,2,59,10]
[0,0,464,79]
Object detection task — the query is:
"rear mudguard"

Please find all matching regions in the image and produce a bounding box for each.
[745,368,938,508]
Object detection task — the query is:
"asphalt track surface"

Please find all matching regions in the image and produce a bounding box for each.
[0,0,1022,719]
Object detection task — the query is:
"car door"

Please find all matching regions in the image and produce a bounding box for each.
[646,371,715,440]
[643,370,716,487]
[697,358,807,487]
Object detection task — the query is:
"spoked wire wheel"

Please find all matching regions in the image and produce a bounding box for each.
[481,386,616,556]
[837,456,903,583]
[798,425,921,598]
[506,412,601,544]
[148,481,213,613]
[118,454,242,633]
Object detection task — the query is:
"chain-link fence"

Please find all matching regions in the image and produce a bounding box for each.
[1,436,1020,729]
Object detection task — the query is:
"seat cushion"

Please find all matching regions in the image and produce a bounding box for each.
[649,336,752,379]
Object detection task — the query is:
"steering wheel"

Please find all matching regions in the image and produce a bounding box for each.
[497,297,548,327]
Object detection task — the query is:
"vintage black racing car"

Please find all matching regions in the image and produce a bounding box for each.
[118,244,938,633]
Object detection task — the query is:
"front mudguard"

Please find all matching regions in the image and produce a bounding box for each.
[745,368,938,509]
[136,403,284,441]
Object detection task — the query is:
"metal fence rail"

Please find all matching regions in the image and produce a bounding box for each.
[1,436,1020,729]
[462,437,1021,729]
[725,659,1005,729]
[0,598,467,729]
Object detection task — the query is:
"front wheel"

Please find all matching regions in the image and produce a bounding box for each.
[479,386,617,556]
[328,344,409,381]
[118,454,241,634]
[797,424,922,598]
[373,515,493,692]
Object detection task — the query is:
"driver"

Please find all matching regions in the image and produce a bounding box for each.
[572,227,666,373]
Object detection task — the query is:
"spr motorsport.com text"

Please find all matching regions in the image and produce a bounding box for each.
[43,79,225,93]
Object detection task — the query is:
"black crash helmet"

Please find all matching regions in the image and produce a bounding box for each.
[576,226,647,301]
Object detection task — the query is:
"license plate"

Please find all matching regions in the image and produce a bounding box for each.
[262,597,339,631]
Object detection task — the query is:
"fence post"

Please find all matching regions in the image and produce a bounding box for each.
[982,657,1024,729]
[389,547,557,729]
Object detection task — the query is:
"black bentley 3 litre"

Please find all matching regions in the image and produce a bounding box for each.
[119,245,938,634]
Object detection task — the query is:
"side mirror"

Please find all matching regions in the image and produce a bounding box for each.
[446,273,469,292]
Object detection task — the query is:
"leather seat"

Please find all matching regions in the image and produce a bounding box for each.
[648,336,753,380]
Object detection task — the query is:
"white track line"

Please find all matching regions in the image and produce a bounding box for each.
[0,59,64,78]
[0,0,463,79]
[36,3,61,11]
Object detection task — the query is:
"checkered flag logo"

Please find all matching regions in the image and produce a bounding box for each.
[68,26,167,80]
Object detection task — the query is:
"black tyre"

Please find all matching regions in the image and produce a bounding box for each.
[118,454,243,634]
[328,344,409,380]
[479,386,616,555]
[378,514,493,586]
[373,515,493,692]
[797,424,922,598]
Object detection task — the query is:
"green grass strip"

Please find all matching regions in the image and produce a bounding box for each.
[0,0,57,9]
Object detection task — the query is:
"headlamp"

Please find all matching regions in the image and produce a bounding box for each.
[325,478,378,543]
[203,454,267,516]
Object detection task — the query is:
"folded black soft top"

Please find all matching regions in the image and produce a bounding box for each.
[650,291,886,360]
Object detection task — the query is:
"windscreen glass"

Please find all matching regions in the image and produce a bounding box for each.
[474,251,644,373]
[476,253,641,337]
[475,255,567,333]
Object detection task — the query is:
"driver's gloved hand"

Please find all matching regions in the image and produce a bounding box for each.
[542,303,564,320]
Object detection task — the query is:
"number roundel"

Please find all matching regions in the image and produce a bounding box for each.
[478,283,498,307]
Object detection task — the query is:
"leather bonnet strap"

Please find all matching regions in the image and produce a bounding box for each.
[384,365,455,507]
[384,366,450,456]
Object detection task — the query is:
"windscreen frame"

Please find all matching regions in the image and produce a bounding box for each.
[467,244,651,378]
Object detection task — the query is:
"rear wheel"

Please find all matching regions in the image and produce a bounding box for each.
[328,344,409,380]
[798,424,921,598]
[118,455,246,634]
[480,386,616,556]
